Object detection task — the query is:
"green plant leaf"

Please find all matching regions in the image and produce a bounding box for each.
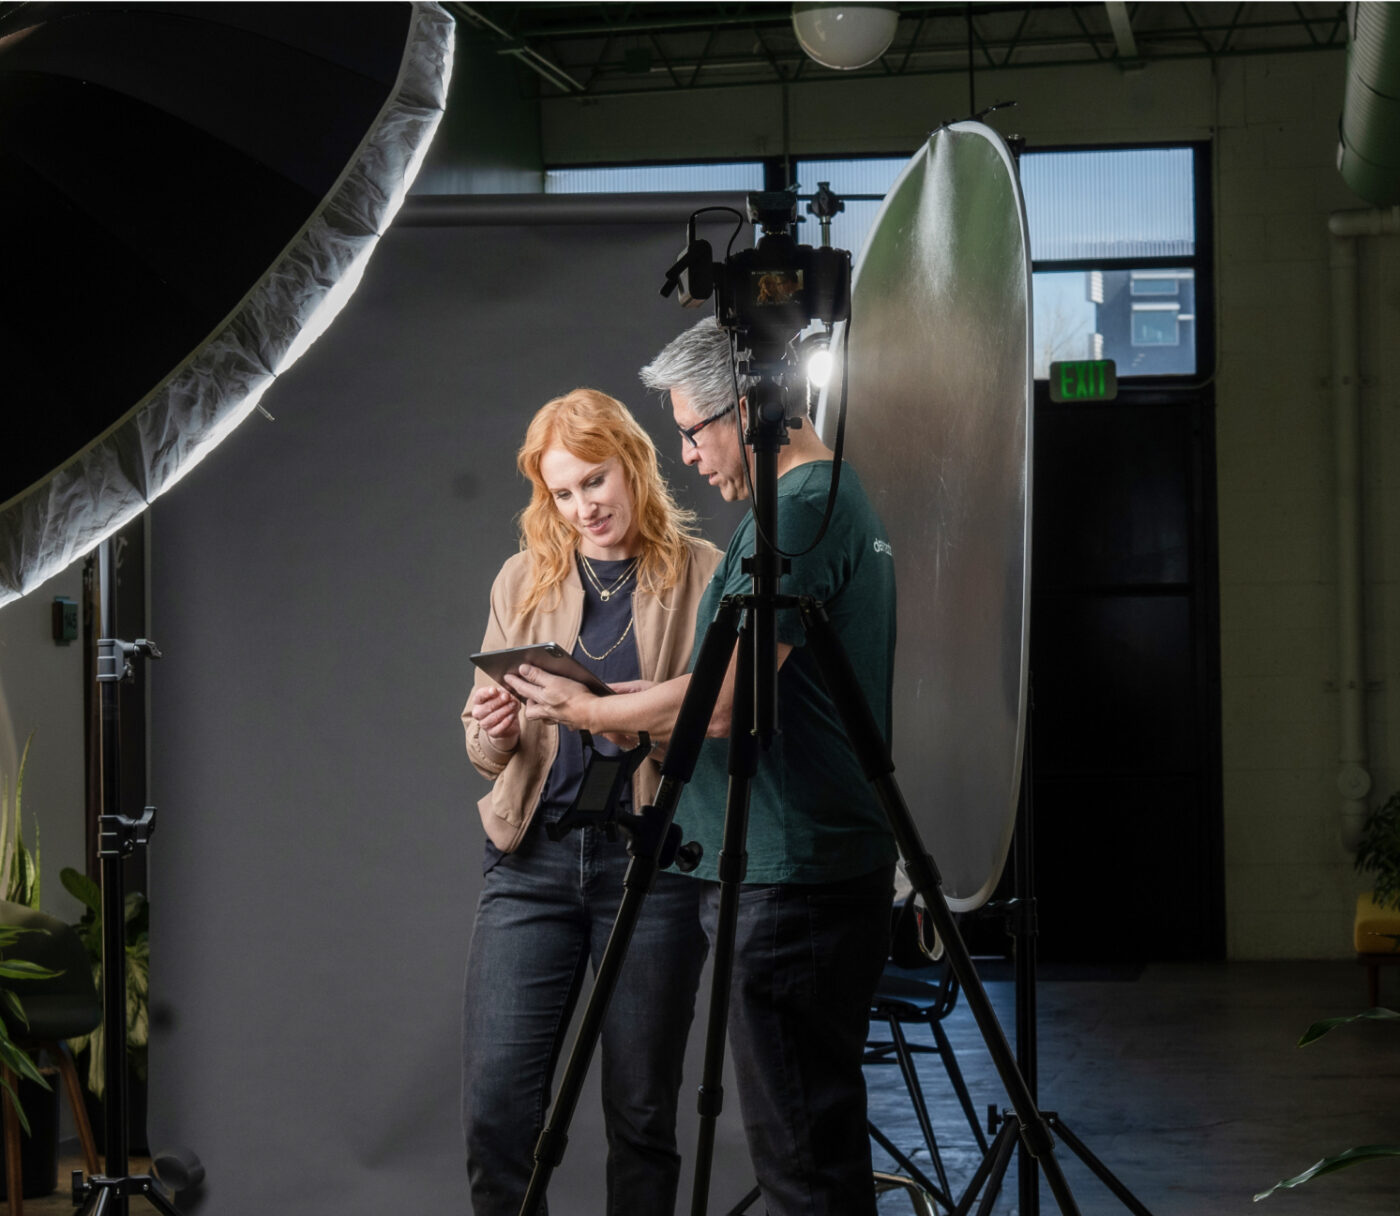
[1255,1145,1400,1200]
[0,1036,48,1090]
[60,866,102,913]
[61,885,151,1098]
[1299,1007,1400,1046]
[1356,790,1400,910]
[0,958,59,982]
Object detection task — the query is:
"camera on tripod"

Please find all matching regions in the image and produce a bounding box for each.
[662,189,852,383]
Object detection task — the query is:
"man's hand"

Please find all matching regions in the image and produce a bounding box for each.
[506,664,598,732]
[467,683,522,750]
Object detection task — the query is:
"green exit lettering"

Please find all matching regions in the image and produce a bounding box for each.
[1048,359,1118,403]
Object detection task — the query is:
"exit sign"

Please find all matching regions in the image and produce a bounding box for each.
[1049,359,1118,403]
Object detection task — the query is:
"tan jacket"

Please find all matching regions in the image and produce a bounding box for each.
[462,537,721,852]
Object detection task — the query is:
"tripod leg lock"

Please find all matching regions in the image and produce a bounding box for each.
[696,1083,724,1120]
[715,848,747,885]
[533,1126,569,1168]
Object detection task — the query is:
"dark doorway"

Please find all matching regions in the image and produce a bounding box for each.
[1027,386,1223,962]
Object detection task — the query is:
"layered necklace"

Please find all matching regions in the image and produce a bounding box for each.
[576,553,639,662]
[580,553,638,602]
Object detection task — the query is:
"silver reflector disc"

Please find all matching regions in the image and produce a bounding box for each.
[819,121,1032,910]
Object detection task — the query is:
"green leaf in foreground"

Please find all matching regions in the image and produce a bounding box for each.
[1255,1145,1400,1201]
[1298,1007,1400,1046]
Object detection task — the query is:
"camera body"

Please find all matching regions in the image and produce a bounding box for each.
[663,190,851,372]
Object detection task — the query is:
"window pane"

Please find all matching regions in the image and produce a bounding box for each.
[544,163,765,194]
[796,157,908,197]
[1035,268,1196,379]
[1033,272,1100,379]
[1021,148,1195,261]
[805,198,884,265]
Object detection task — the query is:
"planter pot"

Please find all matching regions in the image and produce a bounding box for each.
[0,1067,59,1200]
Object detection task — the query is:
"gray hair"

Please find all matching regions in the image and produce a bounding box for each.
[639,316,746,420]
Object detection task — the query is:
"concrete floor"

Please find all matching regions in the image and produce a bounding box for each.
[11,962,1398,1215]
[868,960,1400,1216]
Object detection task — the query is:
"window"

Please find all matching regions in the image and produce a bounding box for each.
[546,143,1209,381]
[544,163,765,194]
[1132,303,1182,346]
[1024,146,1203,379]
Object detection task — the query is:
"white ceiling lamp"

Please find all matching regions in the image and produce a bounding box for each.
[791,3,900,70]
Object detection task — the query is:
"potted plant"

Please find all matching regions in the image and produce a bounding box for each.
[59,866,149,1153]
[1255,1009,1400,1200]
[1355,789,1400,911]
[1256,792,1400,1201]
[0,731,61,1198]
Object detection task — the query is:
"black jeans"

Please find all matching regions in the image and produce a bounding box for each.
[699,864,894,1216]
[462,827,708,1216]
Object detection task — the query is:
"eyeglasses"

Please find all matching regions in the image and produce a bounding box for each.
[676,402,736,448]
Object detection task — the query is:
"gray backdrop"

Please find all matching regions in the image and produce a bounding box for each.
[145,196,753,1214]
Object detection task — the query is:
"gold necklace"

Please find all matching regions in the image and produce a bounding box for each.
[576,615,635,662]
[580,553,638,602]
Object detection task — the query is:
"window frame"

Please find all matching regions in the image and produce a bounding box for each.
[543,140,1215,384]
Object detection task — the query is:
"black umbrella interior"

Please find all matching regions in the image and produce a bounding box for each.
[0,1,452,599]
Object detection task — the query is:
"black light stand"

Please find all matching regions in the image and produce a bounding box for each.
[957,682,1154,1216]
[73,539,201,1216]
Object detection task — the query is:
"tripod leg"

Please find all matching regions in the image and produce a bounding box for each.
[77,1185,111,1216]
[930,1019,990,1154]
[798,600,1082,1216]
[517,601,744,1216]
[867,1122,949,1209]
[724,1185,761,1215]
[953,1118,1017,1216]
[889,1018,953,1200]
[131,1178,185,1216]
[691,621,758,1216]
[1046,1117,1156,1216]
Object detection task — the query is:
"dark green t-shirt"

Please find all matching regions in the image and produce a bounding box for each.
[677,460,899,884]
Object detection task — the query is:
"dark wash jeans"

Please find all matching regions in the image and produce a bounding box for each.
[461,824,707,1216]
[700,864,895,1216]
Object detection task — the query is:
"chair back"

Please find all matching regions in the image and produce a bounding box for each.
[0,900,101,1041]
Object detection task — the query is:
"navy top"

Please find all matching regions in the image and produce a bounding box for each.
[483,554,642,871]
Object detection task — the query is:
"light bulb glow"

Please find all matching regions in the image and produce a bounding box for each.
[806,347,835,388]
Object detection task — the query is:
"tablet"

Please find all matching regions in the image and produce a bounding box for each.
[470,643,614,699]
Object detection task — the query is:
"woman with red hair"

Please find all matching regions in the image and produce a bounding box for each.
[460,387,718,1216]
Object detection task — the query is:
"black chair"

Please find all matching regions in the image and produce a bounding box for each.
[0,899,102,1216]
[864,949,990,1210]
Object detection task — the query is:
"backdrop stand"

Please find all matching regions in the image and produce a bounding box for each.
[72,539,201,1216]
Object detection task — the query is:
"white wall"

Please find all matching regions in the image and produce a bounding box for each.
[538,47,1399,960]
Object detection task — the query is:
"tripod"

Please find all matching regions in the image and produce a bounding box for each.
[517,376,1104,1216]
[73,539,202,1216]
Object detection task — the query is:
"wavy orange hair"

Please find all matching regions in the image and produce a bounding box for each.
[515,388,709,615]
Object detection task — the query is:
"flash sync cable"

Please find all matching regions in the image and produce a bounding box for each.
[732,313,850,561]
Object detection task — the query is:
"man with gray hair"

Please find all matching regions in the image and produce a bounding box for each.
[509,315,898,1216]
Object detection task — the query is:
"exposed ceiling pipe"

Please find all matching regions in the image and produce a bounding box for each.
[1328,204,1400,850]
[1104,1,1139,63]
[1337,1,1400,205]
